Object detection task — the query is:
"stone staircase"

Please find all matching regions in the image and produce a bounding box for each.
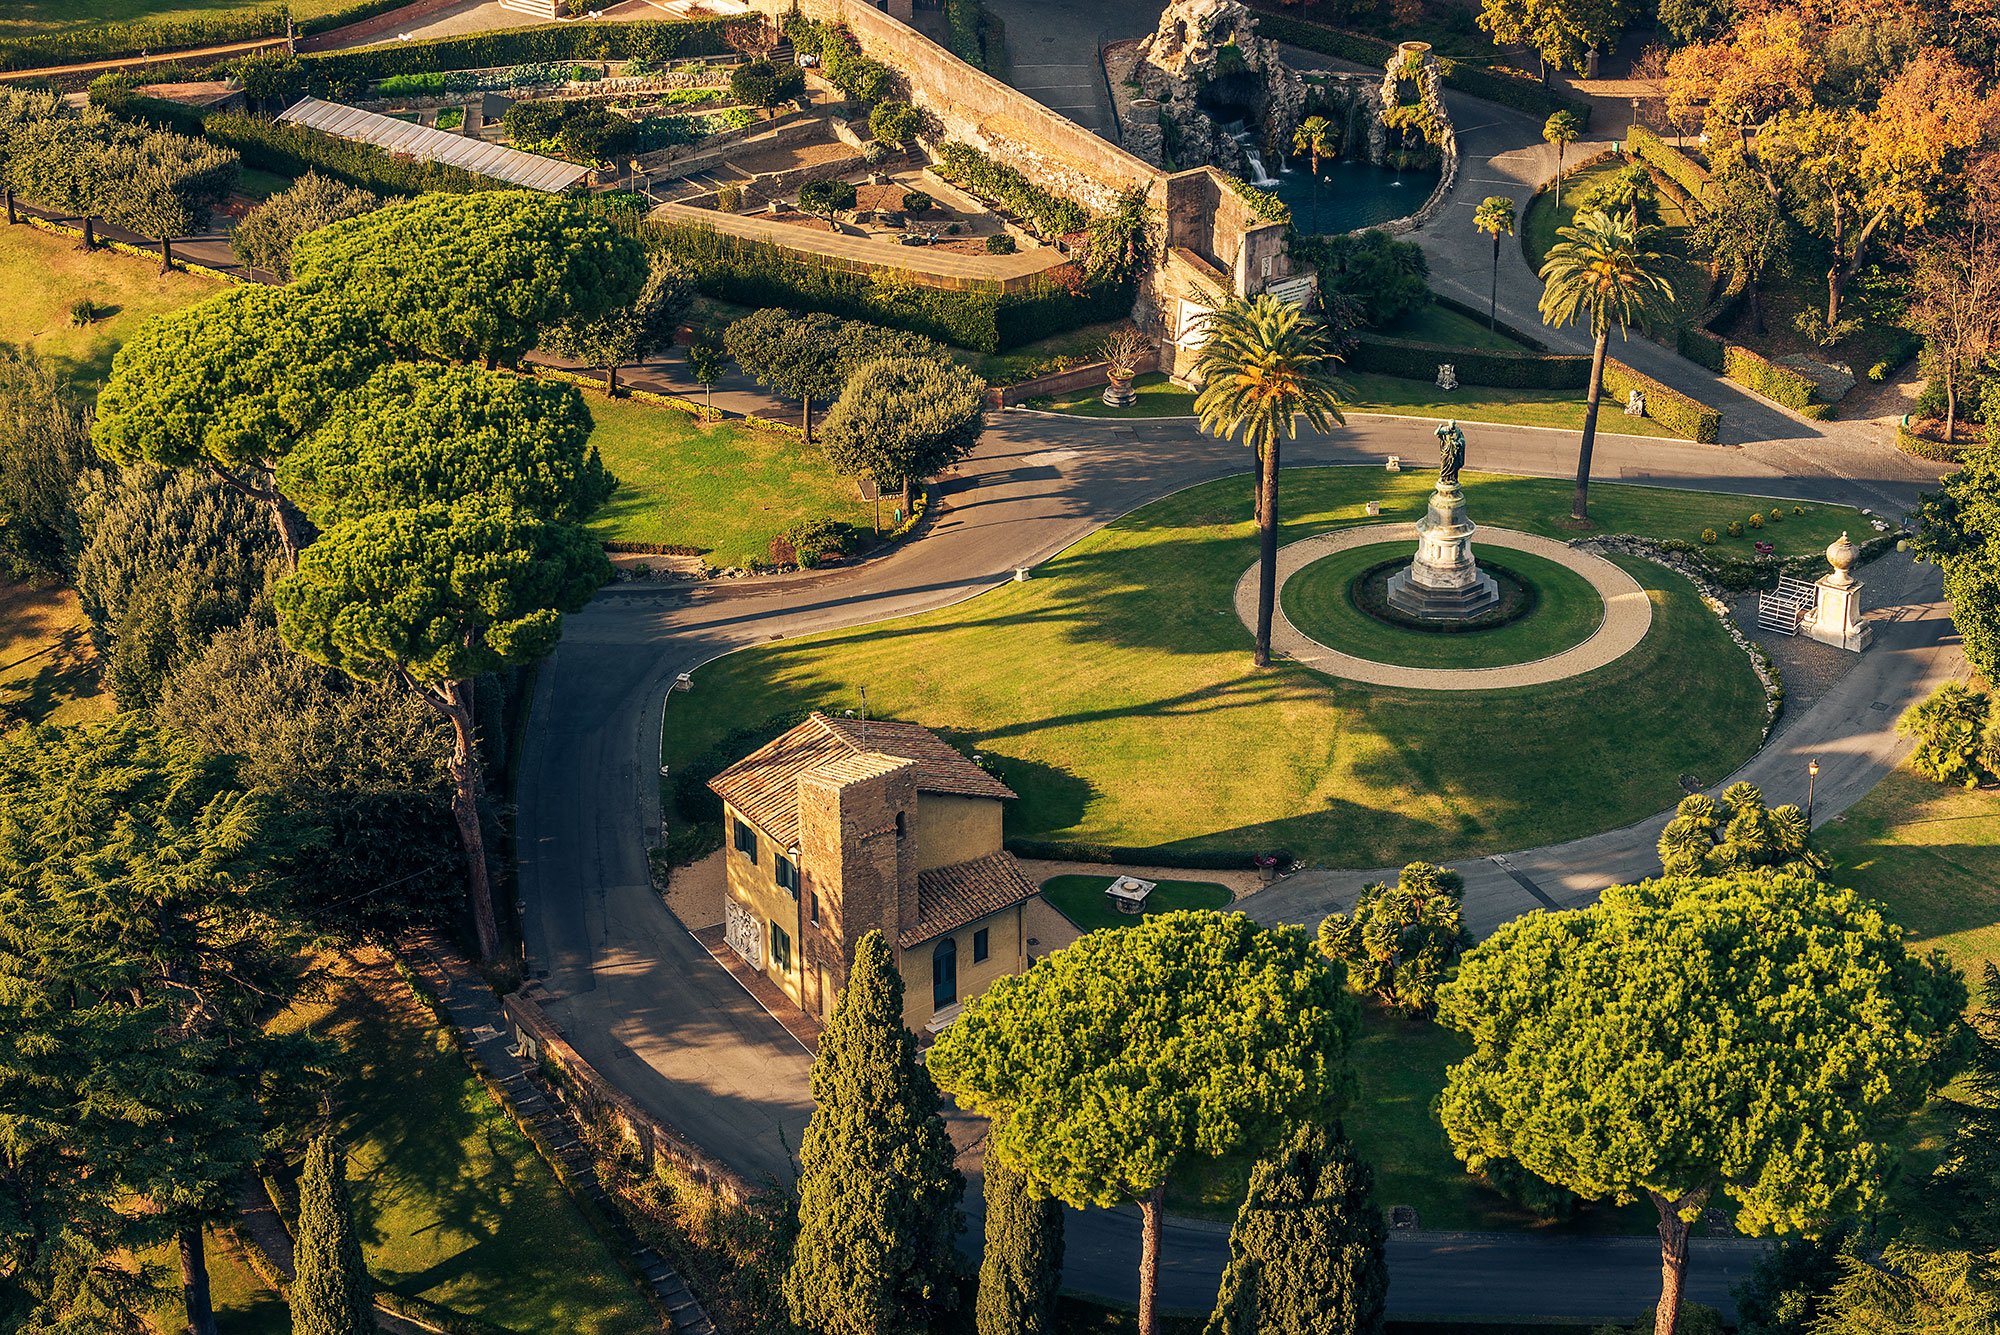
[499,0,561,19]
[401,933,718,1334]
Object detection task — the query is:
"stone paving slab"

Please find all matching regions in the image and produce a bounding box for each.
[1234,523,1652,689]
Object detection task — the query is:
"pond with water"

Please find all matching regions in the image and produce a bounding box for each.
[1260,157,1440,234]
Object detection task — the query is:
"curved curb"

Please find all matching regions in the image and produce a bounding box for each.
[1234,524,1653,688]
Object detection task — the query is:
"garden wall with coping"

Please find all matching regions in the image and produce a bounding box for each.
[746,0,1162,214]
[989,349,1160,406]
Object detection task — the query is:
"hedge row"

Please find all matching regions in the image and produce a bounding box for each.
[205,113,508,196]
[299,18,730,93]
[1601,359,1721,444]
[1624,127,1710,210]
[0,9,286,73]
[1346,337,1590,390]
[1221,172,1290,224]
[1897,424,1969,465]
[1721,342,1820,412]
[1005,838,1267,871]
[1429,291,1550,351]
[934,140,1089,239]
[1253,14,1590,127]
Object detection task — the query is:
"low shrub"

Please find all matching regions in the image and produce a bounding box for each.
[934,140,1088,239]
[205,113,503,196]
[376,70,479,97]
[1701,528,1718,544]
[1721,343,1819,412]
[1345,338,1589,390]
[302,19,730,97]
[1727,520,1744,537]
[1748,512,1763,529]
[783,517,864,562]
[1601,359,1721,444]
[1767,508,1783,523]
[68,299,98,326]
[1004,838,1265,871]
[1896,422,1969,465]
[985,233,1016,254]
[1624,127,1711,210]
[1221,173,1290,224]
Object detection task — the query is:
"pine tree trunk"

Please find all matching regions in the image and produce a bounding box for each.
[1648,1187,1708,1335]
[606,362,619,396]
[1137,1183,1167,1335]
[1254,435,1281,668]
[159,234,173,274]
[271,493,316,570]
[1574,328,1608,521]
[179,1227,218,1335]
[435,678,500,963]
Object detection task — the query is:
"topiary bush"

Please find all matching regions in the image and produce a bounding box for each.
[1701,528,1719,545]
[1768,508,1783,523]
[1727,520,1744,537]
[1748,512,1764,529]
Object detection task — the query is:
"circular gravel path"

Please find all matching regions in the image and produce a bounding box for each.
[1234,523,1653,688]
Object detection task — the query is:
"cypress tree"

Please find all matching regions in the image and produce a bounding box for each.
[1205,1123,1388,1335]
[291,1133,372,1335]
[785,930,965,1335]
[977,1156,1065,1335]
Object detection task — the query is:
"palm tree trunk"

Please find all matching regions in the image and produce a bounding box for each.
[1137,1183,1166,1335]
[1489,233,1501,329]
[1254,436,1281,668]
[430,677,500,964]
[179,1227,218,1335]
[1574,328,1608,522]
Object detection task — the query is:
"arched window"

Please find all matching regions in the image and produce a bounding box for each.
[932,937,957,1010]
[895,810,907,841]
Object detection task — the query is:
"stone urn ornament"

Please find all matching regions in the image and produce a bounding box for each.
[1099,327,1151,408]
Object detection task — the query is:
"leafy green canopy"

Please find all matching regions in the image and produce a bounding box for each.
[274,498,610,686]
[1914,443,2000,683]
[291,190,647,366]
[0,719,325,1331]
[92,284,385,478]
[1205,1122,1387,1335]
[229,170,380,281]
[930,910,1356,1209]
[277,362,611,527]
[723,306,944,409]
[1316,861,1471,1018]
[1436,869,1964,1231]
[785,931,964,1335]
[819,356,987,494]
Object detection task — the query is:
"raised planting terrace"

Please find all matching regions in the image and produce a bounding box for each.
[663,469,1863,869]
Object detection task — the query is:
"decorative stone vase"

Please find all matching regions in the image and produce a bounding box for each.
[1102,368,1138,408]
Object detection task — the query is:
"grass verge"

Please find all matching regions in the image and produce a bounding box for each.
[1,576,109,729]
[661,469,1803,869]
[0,222,219,398]
[267,951,658,1335]
[1279,542,1605,669]
[1039,875,1233,933]
[586,397,876,568]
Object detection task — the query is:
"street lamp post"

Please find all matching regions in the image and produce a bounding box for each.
[1807,757,1820,828]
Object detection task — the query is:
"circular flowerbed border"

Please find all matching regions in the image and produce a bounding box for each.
[1235,524,1653,689]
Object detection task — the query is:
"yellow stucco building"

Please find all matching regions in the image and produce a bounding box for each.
[707,713,1039,1033]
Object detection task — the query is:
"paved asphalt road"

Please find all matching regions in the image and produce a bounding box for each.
[517,403,1955,1322]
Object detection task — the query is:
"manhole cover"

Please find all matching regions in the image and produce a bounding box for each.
[1872,701,1890,711]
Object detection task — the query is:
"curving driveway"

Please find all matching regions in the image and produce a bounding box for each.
[516,402,1958,1322]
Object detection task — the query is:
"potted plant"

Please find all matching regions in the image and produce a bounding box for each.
[1099,326,1151,408]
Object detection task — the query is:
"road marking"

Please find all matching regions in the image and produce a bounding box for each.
[1489,855,1563,910]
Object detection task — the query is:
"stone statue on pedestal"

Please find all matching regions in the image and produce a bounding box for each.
[1386,419,1499,620]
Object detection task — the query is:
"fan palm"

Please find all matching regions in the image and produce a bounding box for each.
[1193,291,1348,667]
[1472,195,1517,330]
[1291,114,1337,233]
[1537,208,1675,521]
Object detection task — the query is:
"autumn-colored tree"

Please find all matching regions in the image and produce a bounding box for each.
[1437,869,1964,1335]
[1761,50,2000,331]
[1479,0,1637,80]
[1663,12,1822,142]
[1902,177,2000,444]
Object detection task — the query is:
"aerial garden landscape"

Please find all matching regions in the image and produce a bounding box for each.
[1,0,1998,1334]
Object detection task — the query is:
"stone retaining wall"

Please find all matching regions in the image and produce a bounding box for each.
[988,349,1160,405]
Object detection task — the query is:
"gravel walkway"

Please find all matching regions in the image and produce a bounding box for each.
[1235,524,1651,688]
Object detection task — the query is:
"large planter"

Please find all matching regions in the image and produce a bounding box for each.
[1102,371,1137,407]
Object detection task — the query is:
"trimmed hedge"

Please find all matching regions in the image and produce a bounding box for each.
[1254,14,1590,126]
[1006,838,1266,871]
[1624,127,1710,211]
[1430,291,1550,351]
[1601,359,1720,444]
[1347,337,1590,390]
[1720,343,1819,412]
[652,220,1130,353]
[204,113,508,196]
[0,9,285,73]
[1897,424,1969,465]
[300,19,730,94]
[933,140,1089,239]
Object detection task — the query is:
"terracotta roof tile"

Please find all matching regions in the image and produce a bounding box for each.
[901,851,1039,948]
[708,713,1013,847]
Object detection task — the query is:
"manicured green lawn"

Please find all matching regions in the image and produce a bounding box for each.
[965,318,1127,386]
[1280,542,1605,669]
[1,577,109,730]
[1376,301,1538,353]
[1029,370,1687,440]
[1523,160,1709,341]
[269,953,657,1335]
[1816,766,2000,986]
[0,223,219,398]
[1,0,357,34]
[663,469,1813,869]
[145,1230,290,1335]
[1039,875,1233,933]
[585,397,876,568]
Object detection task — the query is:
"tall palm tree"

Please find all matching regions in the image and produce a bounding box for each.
[1193,291,1347,668]
[1473,195,1517,330]
[1291,114,1336,233]
[1537,208,1675,521]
